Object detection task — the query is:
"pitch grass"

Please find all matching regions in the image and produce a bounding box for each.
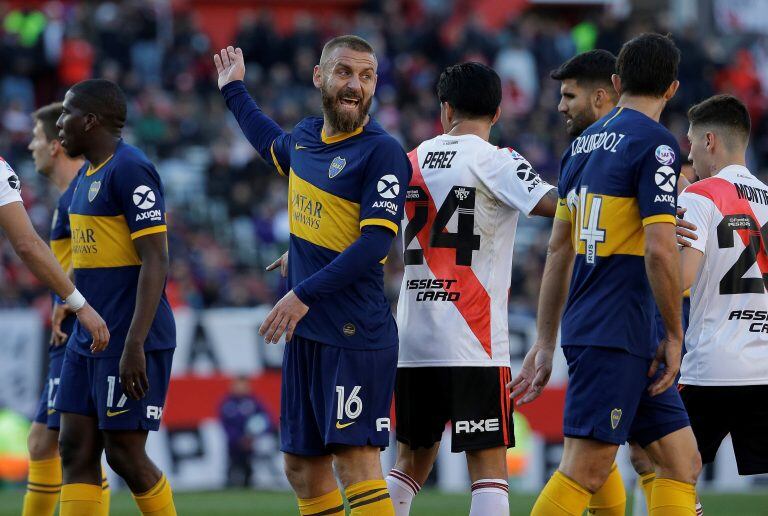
[0,488,766,515]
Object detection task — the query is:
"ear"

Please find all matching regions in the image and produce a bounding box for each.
[705,131,716,153]
[48,138,61,158]
[83,113,98,132]
[312,64,322,89]
[611,74,621,96]
[664,80,680,101]
[594,88,608,109]
[491,106,501,125]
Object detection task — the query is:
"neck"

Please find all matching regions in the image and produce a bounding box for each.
[713,153,748,176]
[447,118,492,140]
[50,156,85,192]
[322,115,369,138]
[84,135,120,169]
[616,94,667,122]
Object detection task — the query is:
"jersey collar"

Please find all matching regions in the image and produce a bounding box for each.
[715,164,751,179]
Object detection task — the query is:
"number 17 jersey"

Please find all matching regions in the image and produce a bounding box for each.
[397,134,554,368]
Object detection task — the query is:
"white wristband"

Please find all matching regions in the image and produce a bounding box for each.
[65,289,87,312]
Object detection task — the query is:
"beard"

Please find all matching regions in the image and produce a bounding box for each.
[321,85,372,133]
[566,109,596,137]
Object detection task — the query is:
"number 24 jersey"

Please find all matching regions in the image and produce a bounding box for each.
[397,134,554,368]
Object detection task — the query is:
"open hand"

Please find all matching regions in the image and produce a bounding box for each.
[509,344,553,405]
[259,290,308,344]
[213,46,245,90]
[676,206,698,247]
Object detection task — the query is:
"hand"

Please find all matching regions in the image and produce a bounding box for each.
[213,46,245,90]
[647,336,682,396]
[266,251,289,277]
[120,345,149,400]
[50,302,73,346]
[259,290,309,344]
[676,207,698,247]
[75,303,110,353]
[509,344,554,405]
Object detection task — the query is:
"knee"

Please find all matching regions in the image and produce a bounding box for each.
[283,455,311,489]
[104,444,133,477]
[629,447,654,475]
[58,430,82,468]
[562,463,613,493]
[28,430,58,461]
[657,449,702,484]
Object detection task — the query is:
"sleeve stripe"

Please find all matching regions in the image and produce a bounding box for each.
[554,198,571,221]
[131,225,167,240]
[270,142,286,177]
[360,218,399,235]
[642,214,676,226]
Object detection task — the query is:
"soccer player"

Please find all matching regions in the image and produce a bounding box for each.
[214,37,410,516]
[512,33,701,516]
[23,102,111,515]
[384,62,557,516]
[53,79,177,516]
[678,94,768,514]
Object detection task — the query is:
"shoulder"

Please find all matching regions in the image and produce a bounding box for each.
[113,143,159,178]
[0,156,17,180]
[366,131,408,159]
[294,117,321,136]
[683,176,732,200]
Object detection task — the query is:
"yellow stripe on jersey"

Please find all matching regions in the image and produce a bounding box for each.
[555,198,571,222]
[360,218,399,235]
[565,193,646,257]
[131,225,167,240]
[70,214,141,268]
[50,238,71,271]
[642,214,676,226]
[683,288,690,298]
[289,171,360,253]
[321,126,363,144]
[270,142,287,177]
[86,155,114,177]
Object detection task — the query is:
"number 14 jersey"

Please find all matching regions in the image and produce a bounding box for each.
[397,134,554,368]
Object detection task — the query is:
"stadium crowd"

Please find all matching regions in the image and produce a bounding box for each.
[1,0,768,317]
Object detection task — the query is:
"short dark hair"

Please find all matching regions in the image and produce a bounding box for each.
[616,33,680,97]
[688,94,751,144]
[69,79,127,131]
[550,49,616,88]
[437,62,501,119]
[320,35,375,65]
[32,102,63,141]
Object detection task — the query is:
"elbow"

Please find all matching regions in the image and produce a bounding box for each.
[644,241,677,268]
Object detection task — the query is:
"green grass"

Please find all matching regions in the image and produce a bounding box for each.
[0,488,766,515]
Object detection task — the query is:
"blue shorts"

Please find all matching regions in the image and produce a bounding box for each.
[563,346,690,447]
[33,348,65,429]
[280,336,397,456]
[54,347,173,431]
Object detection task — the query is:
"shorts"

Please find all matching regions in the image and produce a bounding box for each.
[33,348,65,429]
[54,347,173,431]
[395,367,514,453]
[563,345,690,447]
[280,335,397,456]
[680,384,768,475]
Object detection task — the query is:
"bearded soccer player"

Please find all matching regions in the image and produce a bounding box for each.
[215,36,410,516]
[22,102,111,515]
[513,34,701,516]
[54,79,177,516]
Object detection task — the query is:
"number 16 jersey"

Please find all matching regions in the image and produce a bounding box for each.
[397,134,554,368]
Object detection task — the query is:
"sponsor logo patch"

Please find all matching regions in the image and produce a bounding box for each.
[654,166,676,193]
[377,174,400,199]
[133,185,156,209]
[655,144,676,165]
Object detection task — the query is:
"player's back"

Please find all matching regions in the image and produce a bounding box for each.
[557,107,681,359]
[679,166,768,385]
[397,134,553,367]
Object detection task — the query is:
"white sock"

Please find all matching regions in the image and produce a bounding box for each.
[386,469,420,516]
[469,478,509,516]
[696,501,704,515]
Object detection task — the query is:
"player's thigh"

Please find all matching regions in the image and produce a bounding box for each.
[395,367,450,456]
[333,444,385,487]
[448,367,514,455]
[643,425,701,483]
[27,422,59,460]
[559,436,619,492]
[729,385,768,475]
[466,446,508,482]
[679,385,730,466]
[393,440,440,486]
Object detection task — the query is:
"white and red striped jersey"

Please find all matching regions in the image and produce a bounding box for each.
[396,134,554,367]
[678,165,768,385]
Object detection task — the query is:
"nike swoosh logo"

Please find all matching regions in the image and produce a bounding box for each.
[47,409,56,415]
[335,421,356,429]
[295,143,307,150]
[106,409,130,417]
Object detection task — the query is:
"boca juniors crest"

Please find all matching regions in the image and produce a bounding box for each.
[88,181,101,202]
[329,156,346,178]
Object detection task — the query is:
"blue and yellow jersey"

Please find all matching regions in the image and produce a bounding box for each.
[68,141,175,357]
[269,117,411,349]
[48,176,78,356]
[556,107,681,358]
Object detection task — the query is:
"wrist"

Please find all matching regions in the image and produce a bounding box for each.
[221,80,245,94]
[65,289,86,312]
[293,284,315,306]
[123,340,143,353]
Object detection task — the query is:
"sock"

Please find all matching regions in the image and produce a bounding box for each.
[346,479,394,515]
[531,470,591,516]
[469,478,509,516]
[386,469,420,516]
[60,483,102,516]
[640,471,657,511]
[132,474,177,515]
[297,488,345,516]
[100,466,111,516]
[649,478,696,515]
[696,500,704,515]
[22,457,62,516]
[588,463,626,515]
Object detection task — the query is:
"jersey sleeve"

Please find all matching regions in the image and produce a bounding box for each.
[269,133,291,177]
[358,137,412,235]
[678,190,714,253]
[634,134,681,226]
[110,159,167,239]
[0,159,22,207]
[490,148,555,216]
[555,148,572,221]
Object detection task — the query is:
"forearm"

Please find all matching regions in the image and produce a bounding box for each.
[125,255,168,351]
[14,235,76,299]
[294,226,394,304]
[221,80,284,158]
[535,245,574,350]
[646,243,683,340]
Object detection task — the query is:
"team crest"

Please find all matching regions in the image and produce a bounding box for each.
[88,181,101,202]
[610,408,622,430]
[329,156,347,178]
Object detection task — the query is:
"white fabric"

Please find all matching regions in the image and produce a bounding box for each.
[386,470,418,516]
[0,158,22,207]
[679,165,768,385]
[469,478,509,516]
[397,134,554,367]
